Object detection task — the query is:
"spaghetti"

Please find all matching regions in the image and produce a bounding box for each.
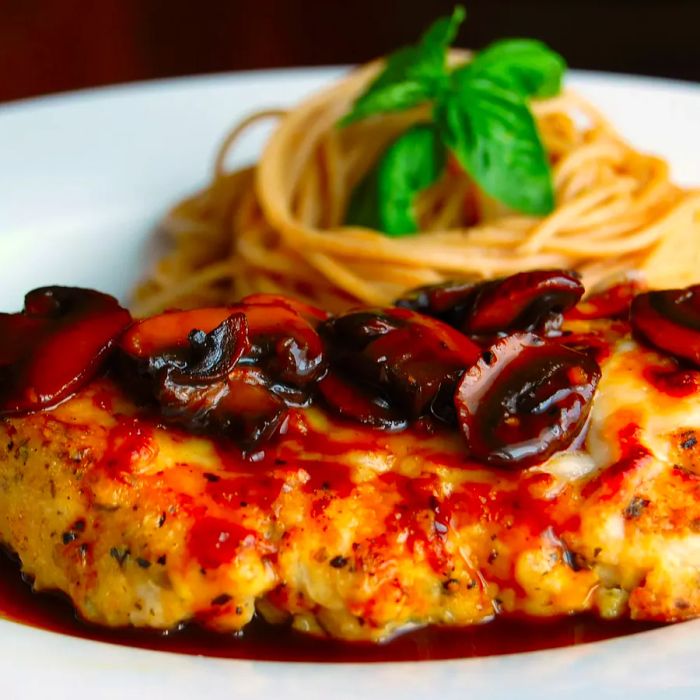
[133,58,700,316]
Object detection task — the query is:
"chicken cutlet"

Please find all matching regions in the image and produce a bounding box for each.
[0,274,698,642]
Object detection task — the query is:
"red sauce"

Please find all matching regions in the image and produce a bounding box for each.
[566,281,641,321]
[446,472,555,536]
[207,474,283,511]
[643,363,699,398]
[0,552,663,662]
[557,330,615,364]
[188,516,255,570]
[90,384,114,412]
[0,283,681,660]
[299,460,355,498]
[96,416,157,478]
[301,460,355,519]
[582,423,651,499]
[379,472,449,573]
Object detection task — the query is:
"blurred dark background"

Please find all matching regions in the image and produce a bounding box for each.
[1,0,698,104]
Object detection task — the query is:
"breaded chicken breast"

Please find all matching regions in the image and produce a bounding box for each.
[0,327,698,642]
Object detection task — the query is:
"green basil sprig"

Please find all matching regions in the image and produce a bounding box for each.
[346,124,446,235]
[340,6,465,127]
[343,6,566,235]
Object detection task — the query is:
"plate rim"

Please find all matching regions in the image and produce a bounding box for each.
[1,65,698,116]
[0,65,699,698]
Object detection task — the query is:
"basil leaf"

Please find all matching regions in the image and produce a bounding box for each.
[340,6,465,126]
[341,10,562,220]
[436,73,554,215]
[467,39,566,99]
[378,124,446,234]
[339,78,433,127]
[346,124,446,235]
[346,167,381,231]
[421,4,466,51]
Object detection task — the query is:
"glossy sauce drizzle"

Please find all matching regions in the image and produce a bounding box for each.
[0,282,683,660]
[0,552,661,662]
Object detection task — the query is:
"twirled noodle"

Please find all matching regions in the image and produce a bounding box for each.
[133,56,700,316]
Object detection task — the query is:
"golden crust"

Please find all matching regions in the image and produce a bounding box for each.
[0,328,698,641]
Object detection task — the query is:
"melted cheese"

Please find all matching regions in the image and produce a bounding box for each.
[0,325,698,641]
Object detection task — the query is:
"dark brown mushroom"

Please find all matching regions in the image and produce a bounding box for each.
[121,301,325,389]
[566,279,642,321]
[396,270,584,337]
[455,333,600,469]
[317,372,408,430]
[320,308,481,426]
[0,286,132,414]
[119,299,326,447]
[630,286,700,367]
[148,313,250,384]
[395,280,477,327]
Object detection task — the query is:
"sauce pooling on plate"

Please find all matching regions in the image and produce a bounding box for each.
[0,273,697,655]
[0,551,662,662]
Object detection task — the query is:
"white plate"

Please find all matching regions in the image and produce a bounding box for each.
[0,68,699,700]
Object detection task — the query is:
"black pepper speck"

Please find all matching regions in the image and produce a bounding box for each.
[110,547,130,566]
[681,434,697,450]
[624,496,650,520]
[211,593,232,606]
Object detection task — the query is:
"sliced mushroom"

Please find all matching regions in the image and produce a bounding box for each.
[396,270,584,337]
[149,313,250,384]
[455,333,600,469]
[240,293,329,323]
[465,270,584,335]
[122,301,325,388]
[0,287,131,414]
[119,300,325,447]
[156,365,287,447]
[566,280,642,321]
[320,308,480,426]
[317,372,407,430]
[395,280,477,327]
[631,286,700,367]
